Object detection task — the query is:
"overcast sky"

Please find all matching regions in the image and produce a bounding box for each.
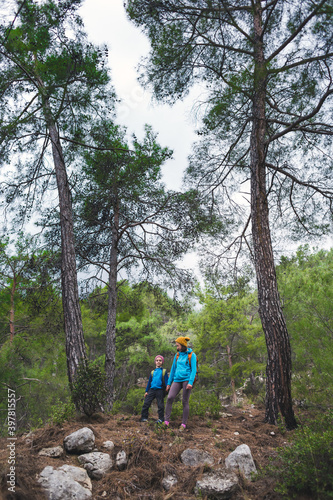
[79,0,200,191]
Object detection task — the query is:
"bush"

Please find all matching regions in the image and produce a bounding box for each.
[48,398,76,426]
[70,360,107,417]
[113,387,144,415]
[268,411,333,499]
[189,390,221,419]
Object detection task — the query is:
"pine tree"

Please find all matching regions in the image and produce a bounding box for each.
[126,0,333,428]
[0,0,114,383]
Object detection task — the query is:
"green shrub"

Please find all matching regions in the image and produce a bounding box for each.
[114,387,144,415]
[70,360,107,417]
[170,399,183,419]
[189,391,221,419]
[48,398,76,426]
[267,411,333,499]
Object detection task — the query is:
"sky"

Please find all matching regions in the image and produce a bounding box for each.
[79,0,200,191]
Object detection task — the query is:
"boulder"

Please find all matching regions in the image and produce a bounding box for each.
[78,452,113,480]
[225,444,257,480]
[116,450,127,470]
[64,427,95,454]
[162,474,178,491]
[195,469,239,499]
[181,448,214,467]
[38,464,92,500]
[38,446,63,458]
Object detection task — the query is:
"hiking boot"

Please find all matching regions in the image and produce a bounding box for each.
[155,419,163,424]
[178,424,186,431]
[139,418,148,422]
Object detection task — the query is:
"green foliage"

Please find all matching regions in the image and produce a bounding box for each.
[187,284,265,396]
[112,387,144,415]
[168,390,222,420]
[189,390,222,419]
[48,398,76,426]
[267,411,333,499]
[70,360,107,417]
[170,399,183,419]
[277,246,333,406]
[74,120,197,297]
[0,268,68,434]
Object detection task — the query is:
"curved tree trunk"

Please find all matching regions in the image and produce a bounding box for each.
[250,1,297,430]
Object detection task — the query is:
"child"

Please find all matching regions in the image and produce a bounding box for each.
[140,355,168,423]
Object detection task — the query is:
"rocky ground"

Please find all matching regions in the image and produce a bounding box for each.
[0,403,313,500]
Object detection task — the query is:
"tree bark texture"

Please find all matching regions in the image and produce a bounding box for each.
[227,345,237,405]
[105,201,119,410]
[250,2,297,429]
[9,277,16,342]
[41,92,87,384]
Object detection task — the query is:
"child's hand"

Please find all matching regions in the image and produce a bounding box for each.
[186,384,192,390]
[144,392,148,397]
[166,385,170,392]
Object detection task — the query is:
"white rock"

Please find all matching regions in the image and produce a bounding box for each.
[38,446,63,458]
[38,464,92,500]
[102,440,115,451]
[116,450,127,470]
[162,474,178,491]
[64,427,95,454]
[225,444,257,480]
[195,469,239,498]
[181,448,214,466]
[78,452,113,480]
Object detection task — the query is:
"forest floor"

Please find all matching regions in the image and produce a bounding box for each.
[0,403,314,500]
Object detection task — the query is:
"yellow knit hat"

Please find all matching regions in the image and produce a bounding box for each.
[175,336,190,347]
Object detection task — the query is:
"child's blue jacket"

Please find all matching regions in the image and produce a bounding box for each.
[168,348,197,386]
[145,367,168,392]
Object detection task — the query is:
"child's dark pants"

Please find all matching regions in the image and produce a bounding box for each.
[141,388,165,420]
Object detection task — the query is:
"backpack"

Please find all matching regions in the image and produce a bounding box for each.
[151,368,168,397]
[176,351,198,386]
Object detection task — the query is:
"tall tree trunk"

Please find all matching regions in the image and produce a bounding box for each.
[9,277,16,342]
[250,2,297,430]
[105,203,119,410]
[39,87,86,384]
[227,345,237,405]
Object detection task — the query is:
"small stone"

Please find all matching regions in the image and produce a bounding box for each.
[39,446,63,458]
[116,451,127,470]
[78,452,113,480]
[195,470,239,498]
[102,440,115,451]
[162,474,178,491]
[181,448,214,466]
[234,432,239,435]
